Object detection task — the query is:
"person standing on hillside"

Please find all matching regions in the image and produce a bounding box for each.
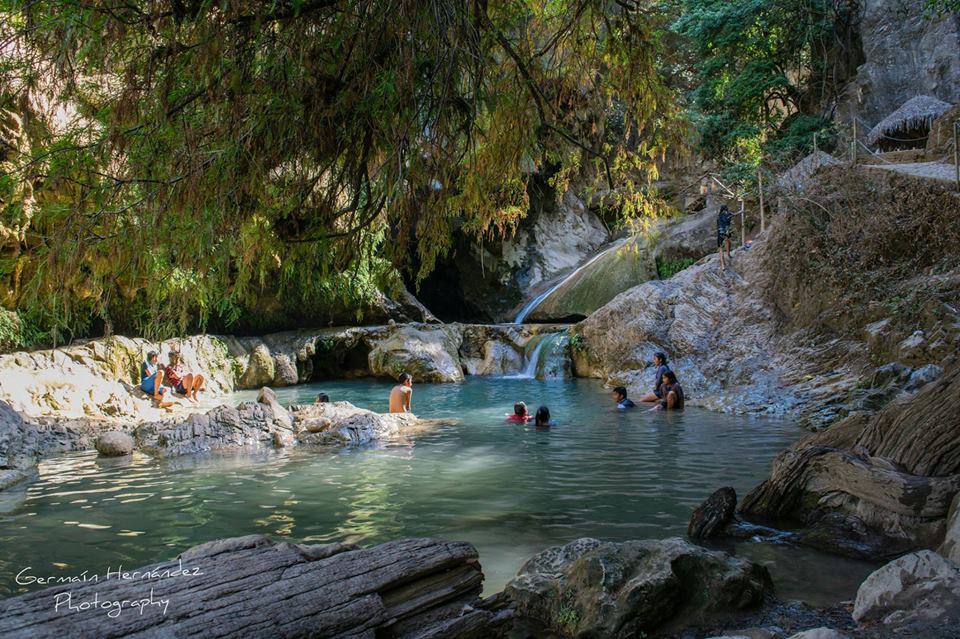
[717,204,741,269]
[389,372,414,413]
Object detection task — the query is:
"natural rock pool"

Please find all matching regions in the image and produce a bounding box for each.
[0,377,877,604]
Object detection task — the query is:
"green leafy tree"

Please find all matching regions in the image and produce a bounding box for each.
[0,0,680,341]
[672,0,858,169]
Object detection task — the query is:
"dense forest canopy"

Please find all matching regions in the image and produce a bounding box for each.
[0,0,870,343]
[1,0,679,341]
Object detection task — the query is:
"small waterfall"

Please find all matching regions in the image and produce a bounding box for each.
[506,332,571,379]
[512,240,625,323]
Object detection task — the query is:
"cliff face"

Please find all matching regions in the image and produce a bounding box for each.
[842,0,960,125]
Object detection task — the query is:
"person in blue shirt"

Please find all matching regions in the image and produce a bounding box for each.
[140,351,174,408]
[639,352,671,402]
[612,386,636,409]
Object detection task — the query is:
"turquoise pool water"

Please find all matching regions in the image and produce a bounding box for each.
[0,377,877,604]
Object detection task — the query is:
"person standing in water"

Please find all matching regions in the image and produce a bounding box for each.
[612,386,636,409]
[639,352,671,402]
[389,372,413,413]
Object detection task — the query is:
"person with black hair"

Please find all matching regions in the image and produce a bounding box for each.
[389,372,413,413]
[717,204,742,269]
[315,392,330,403]
[611,386,635,409]
[534,406,555,428]
[650,371,684,411]
[140,350,174,408]
[639,352,671,402]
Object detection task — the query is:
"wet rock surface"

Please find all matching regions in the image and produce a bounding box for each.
[0,400,39,489]
[291,401,422,447]
[689,487,739,539]
[505,537,771,638]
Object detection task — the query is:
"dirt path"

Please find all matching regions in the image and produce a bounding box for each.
[863,160,958,184]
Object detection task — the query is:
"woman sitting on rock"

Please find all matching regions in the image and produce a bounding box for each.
[140,351,174,408]
[650,371,684,411]
[639,352,671,402]
[164,351,205,403]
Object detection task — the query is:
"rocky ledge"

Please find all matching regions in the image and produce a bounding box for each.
[0,535,509,639]
[0,389,449,492]
[736,364,960,561]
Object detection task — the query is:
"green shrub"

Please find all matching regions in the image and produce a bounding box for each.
[656,257,697,280]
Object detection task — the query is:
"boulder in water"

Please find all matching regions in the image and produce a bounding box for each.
[0,401,39,490]
[94,430,134,457]
[505,537,771,638]
[740,366,960,560]
[368,324,464,383]
[689,487,738,539]
[135,400,295,457]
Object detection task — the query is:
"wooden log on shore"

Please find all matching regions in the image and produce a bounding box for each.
[0,535,508,639]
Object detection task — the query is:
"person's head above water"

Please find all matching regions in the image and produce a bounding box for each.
[513,401,528,417]
[653,352,668,366]
[612,386,628,402]
[315,392,330,403]
[398,372,413,387]
[662,371,678,386]
[534,406,551,427]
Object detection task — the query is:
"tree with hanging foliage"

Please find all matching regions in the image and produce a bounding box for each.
[0,0,680,342]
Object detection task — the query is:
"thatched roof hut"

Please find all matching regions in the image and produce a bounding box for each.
[866,95,952,151]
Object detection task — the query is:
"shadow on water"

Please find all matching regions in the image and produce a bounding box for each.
[0,377,877,603]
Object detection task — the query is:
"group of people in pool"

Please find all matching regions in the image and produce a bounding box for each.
[503,352,683,425]
[383,353,683,427]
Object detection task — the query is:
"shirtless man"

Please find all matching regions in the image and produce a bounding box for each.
[389,372,413,413]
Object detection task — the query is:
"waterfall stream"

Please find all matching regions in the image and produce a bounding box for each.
[505,332,570,379]
[512,239,625,323]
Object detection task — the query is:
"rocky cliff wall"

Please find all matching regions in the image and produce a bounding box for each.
[842,0,960,125]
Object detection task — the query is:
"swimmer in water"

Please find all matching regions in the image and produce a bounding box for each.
[534,406,555,428]
[388,372,413,413]
[506,401,531,422]
[612,386,636,409]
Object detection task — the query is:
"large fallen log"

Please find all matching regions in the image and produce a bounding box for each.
[0,535,508,639]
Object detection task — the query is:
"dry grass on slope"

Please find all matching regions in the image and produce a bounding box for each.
[763,166,960,346]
